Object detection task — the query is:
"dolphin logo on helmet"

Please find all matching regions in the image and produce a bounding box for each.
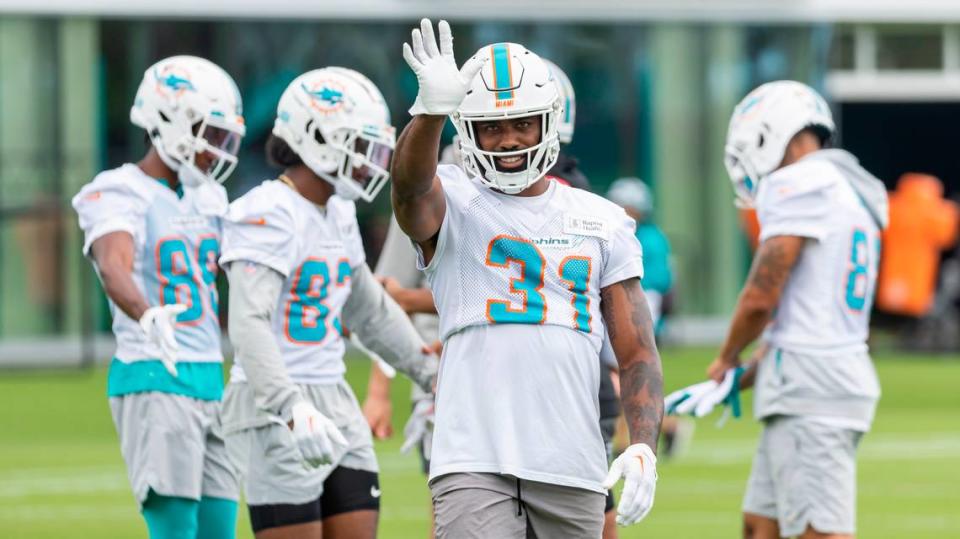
[302,81,347,113]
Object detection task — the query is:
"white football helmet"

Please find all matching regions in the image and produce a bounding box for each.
[453,43,562,195]
[543,59,575,144]
[130,55,245,187]
[273,67,395,202]
[607,177,653,216]
[724,80,834,206]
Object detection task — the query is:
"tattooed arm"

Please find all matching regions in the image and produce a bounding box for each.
[707,235,804,382]
[601,278,663,450]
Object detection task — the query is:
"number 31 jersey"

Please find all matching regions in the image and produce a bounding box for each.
[220,180,365,385]
[423,165,644,350]
[421,165,644,493]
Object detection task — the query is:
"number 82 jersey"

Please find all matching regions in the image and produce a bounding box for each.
[421,165,644,351]
[220,180,366,385]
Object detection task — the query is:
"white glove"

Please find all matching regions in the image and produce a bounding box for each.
[400,397,435,458]
[665,380,718,416]
[403,18,484,116]
[602,443,658,526]
[664,367,745,418]
[139,304,187,377]
[290,401,349,468]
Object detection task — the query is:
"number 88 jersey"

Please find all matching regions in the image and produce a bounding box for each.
[73,164,227,364]
[422,165,644,351]
[220,180,366,385]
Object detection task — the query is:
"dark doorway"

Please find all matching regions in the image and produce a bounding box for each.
[837,102,960,196]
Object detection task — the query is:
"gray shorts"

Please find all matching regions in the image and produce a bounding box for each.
[430,472,605,539]
[109,392,237,506]
[221,379,377,506]
[742,416,863,537]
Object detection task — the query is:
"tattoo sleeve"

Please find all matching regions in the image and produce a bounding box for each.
[717,235,804,361]
[747,237,793,293]
[601,278,663,451]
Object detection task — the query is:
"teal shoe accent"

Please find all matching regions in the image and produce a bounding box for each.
[107,358,224,401]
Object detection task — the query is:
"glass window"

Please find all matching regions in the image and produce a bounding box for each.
[876,25,943,70]
[830,26,855,70]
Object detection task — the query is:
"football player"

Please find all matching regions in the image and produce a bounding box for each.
[72,55,245,538]
[218,67,438,539]
[606,178,672,331]
[393,20,663,537]
[666,81,887,539]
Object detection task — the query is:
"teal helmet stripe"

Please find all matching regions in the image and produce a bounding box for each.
[491,43,515,100]
[564,97,571,122]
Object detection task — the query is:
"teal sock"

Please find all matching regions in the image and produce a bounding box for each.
[141,491,199,539]
[197,496,238,539]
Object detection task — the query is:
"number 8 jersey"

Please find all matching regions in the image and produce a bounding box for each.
[220,180,365,385]
[756,151,883,353]
[73,164,227,399]
[421,165,644,493]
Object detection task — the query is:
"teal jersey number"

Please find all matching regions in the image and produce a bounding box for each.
[559,256,593,332]
[197,235,220,313]
[156,237,205,323]
[336,259,352,287]
[485,236,595,332]
[485,236,547,324]
[845,228,877,311]
[285,258,350,344]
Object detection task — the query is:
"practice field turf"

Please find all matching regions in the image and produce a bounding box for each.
[1,347,958,538]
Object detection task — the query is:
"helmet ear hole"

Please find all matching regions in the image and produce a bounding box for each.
[304,120,326,145]
[158,110,171,123]
[758,133,765,148]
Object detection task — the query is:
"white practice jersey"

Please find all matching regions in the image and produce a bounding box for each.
[422,165,644,493]
[757,155,882,355]
[221,180,365,385]
[73,164,227,364]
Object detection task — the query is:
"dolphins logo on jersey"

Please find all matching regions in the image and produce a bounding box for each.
[153,65,196,98]
[301,81,346,114]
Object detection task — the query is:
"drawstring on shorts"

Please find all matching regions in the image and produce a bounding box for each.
[516,477,525,517]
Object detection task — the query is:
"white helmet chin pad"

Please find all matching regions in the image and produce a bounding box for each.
[458,132,557,194]
[273,67,396,203]
[454,43,562,194]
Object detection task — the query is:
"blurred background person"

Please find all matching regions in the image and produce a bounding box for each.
[606,177,673,332]
[605,177,691,461]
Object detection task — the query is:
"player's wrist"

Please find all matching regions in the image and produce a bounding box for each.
[366,386,391,400]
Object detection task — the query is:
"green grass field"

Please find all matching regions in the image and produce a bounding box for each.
[1,347,958,538]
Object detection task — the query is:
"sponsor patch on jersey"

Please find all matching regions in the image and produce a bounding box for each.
[563,213,609,240]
